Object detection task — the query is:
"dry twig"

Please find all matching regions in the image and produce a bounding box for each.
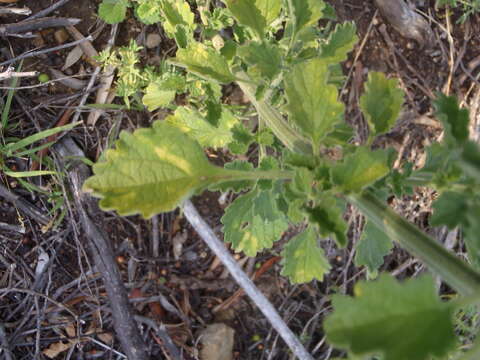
[183,200,314,360]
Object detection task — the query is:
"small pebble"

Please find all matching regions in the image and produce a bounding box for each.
[145,33,161,49]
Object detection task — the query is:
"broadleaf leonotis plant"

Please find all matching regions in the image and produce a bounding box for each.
[88,1,480,359]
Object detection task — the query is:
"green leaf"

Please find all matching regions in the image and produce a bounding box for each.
[238,41,282,80]
[281,227,331,283]
[464,202,480,268]
[355,221,393,273]
[221,188,288,256]
[305,196,348,247]
[434,93,470,146]
[461,141,480,179]
[360,72,404,137]
[175,42,236,83]
[324,274,456,360]
[83,122,235,218]
[331,147,390,193]
[285,58,344,146]
[319,22,358,64]
[98,0,129,24]
[290,0,325,34]
[224,0,267,39]
[161,0,195,36]
[166,107,237,149]
[256,0,282,25]
[430,191,469,229]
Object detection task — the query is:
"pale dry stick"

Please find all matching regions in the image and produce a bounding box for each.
[0,67,37,81]
[25,0,73,20]
[443,7,456,95]
[0,7,31,16]
[183,200,314,360]
[0,323,14,360]
[71,24,118,126]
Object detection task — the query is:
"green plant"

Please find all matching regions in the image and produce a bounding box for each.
[436,0,480,23]
[89,1,480,359]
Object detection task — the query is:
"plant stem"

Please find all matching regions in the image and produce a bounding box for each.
[349,190,480,296]
[235,72,313,155]
[212,168,294,183]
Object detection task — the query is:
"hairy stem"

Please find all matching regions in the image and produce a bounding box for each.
[349,190,480,296]
[235,71,312,155]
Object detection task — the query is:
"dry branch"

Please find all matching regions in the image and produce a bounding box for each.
[53,137,150,360]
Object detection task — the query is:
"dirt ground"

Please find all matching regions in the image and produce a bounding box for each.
[1,0,480,359]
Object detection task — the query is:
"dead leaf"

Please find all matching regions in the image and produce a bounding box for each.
[98,332,114,344]
[43,341,73,359]
[62,46,83,70]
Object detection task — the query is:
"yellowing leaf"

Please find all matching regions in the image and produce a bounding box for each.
[324,275,456,360]
[285,58,344,147]
[166,107,237,149]
[175,42,235,83]
[84,122,228,217]
[142,82,176,111]
[281,227,331,283]
[161,0,195,36]
[360,72,404,137]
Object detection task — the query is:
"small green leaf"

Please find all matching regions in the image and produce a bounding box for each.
[331,147,390,193]
[305,196,348,247]
[221,188,288,256]
[166,107,237,149]
[84,122,234,217]
[319,22,358,64]
[355,221,393,273]
[281,227,331,283]
[98,0,129,24]
[290,0,325,35]
[238,41,282,80]
[324,274,456,360]
[435,93,469,146]
[285,58,344,146]
[464,202,480,268]
[224,0,267,39]
[175,42,235,83]
[360,72,404,137]
[461,141,480,179]
[430,191,469,229]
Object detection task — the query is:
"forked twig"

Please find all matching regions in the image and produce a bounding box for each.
[183,200,314,360]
